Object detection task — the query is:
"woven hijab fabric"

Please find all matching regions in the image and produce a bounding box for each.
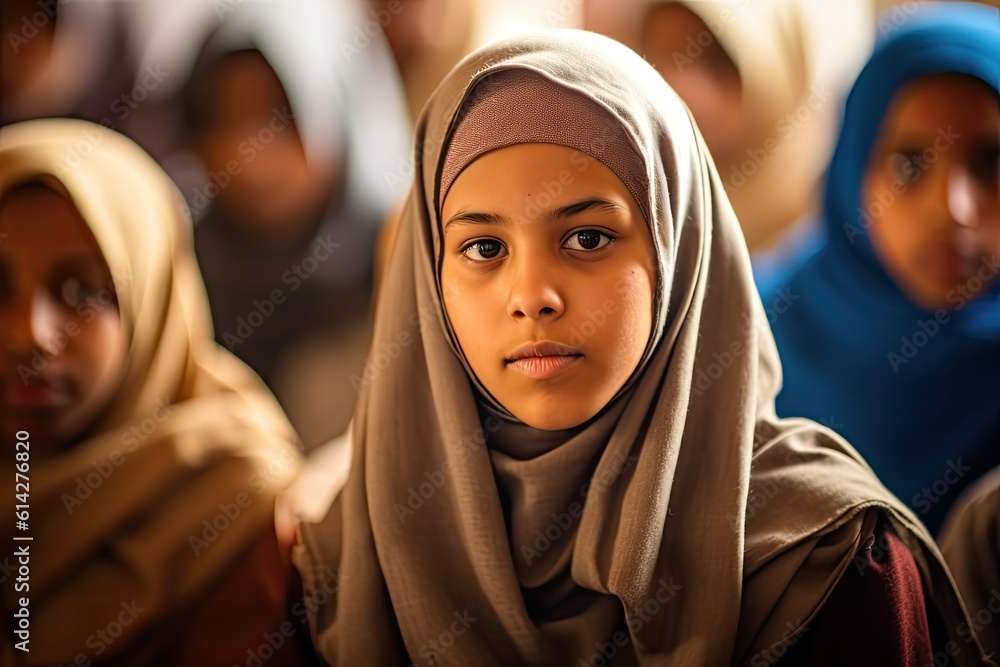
[439,69,649,223]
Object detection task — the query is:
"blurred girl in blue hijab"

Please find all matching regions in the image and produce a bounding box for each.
[758,1,1000,533]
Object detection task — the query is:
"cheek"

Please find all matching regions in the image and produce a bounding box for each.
[975,196,1000,251]
[602,268,654,374]
[864,173,920,260]
[441,265,496,361]
[200,134,241,171]
[982,218,1000,256]
[74,310,126,394]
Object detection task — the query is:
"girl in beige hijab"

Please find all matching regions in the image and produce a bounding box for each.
[294,31,991,665]
[640,0,871,253]
[0,119,307,665]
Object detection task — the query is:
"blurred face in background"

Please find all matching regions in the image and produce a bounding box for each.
[192,50,336,243]
[370,0,473,71]
[864,74,1000,310]
[0,185,126,459]
[641,3,748,167]
[1,0,55,99]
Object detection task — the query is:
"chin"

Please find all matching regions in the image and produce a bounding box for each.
[511,400,602,431]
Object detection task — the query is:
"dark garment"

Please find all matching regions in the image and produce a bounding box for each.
[776,516,962,667]
[194,208,375,390]
[0,523,315,667]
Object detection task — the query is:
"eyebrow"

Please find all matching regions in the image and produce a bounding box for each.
[54,255,108,278]
[443,197,627,231]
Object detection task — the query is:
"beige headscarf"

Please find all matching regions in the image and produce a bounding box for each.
[0,119,301,665]
[295,31,987,666]
[644,0,871,252]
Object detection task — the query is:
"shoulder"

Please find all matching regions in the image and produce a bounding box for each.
[764,511,941,667]
[938,467,1000,660]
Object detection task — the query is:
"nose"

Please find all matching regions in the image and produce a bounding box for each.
[5,290,63,358]
[505,248,565,321]
[947,168,978,229]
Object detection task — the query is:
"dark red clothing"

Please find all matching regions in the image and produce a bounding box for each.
[776,515,954,666]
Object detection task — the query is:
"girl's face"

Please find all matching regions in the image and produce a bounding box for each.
[864,75,1000,310]
[0,186,126,458]
[441,144,655,431]
[194,51,335,242]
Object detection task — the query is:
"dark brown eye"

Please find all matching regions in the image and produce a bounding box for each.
[55,275,109,309]
[888,151,924,184]
[564,230,612,251]
[462,239,507,262]
[58,277,87,308]
[970,146,999,189]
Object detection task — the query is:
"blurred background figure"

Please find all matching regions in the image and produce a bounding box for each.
[370,0,590,124]
[0,118,306,666]
[757,2,1000,533]
[369,0,478,123]
[129,0,411,451]
[639,0,873,253]
[938,466,1000,659]
[0,0,133,125]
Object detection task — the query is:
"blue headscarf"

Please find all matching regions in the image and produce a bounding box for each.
[757,2,1000,533]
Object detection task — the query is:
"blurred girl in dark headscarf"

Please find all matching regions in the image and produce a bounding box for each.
[137,0,411,447]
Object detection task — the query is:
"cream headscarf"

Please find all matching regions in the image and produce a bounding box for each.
[0,118,301,665]
[295,31,986,666]
[643,0,872,252]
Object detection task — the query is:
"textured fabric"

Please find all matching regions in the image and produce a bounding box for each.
[294,30,988,666]
[779,513,937,666]
[645,0,872,251]
[757,2,1000,533]
[0,118,302,665]
[439,69,649,223]
[940,467,1000,660]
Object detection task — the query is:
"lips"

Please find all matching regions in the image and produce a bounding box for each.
[3,375,73,409]
[923,244,976,279]
[505,341,583,380]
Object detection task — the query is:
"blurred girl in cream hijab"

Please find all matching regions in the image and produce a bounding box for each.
[0,119,307,666]
[641,0,872,253]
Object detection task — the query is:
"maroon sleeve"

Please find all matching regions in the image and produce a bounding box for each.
[777,515,943,666]
[164,521,313,667]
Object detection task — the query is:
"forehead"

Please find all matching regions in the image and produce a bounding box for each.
[885,75,999,134]
[646,3,711,37]
[444,143,635,208]
[206,51,287,108]
[0,186,105,263]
